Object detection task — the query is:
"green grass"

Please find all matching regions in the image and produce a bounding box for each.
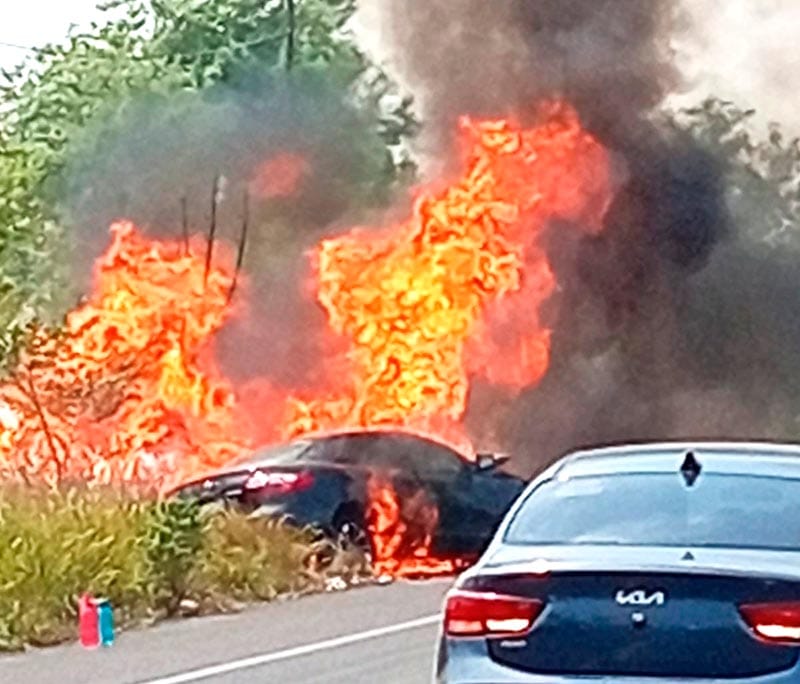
[0,487,350,651]
[199,513,313,602]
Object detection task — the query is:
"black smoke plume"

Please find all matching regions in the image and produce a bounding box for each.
[376,0,800,473]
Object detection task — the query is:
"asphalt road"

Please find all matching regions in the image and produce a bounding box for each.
[0,579,451,684]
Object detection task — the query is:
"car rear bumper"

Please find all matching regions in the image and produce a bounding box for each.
[436,637,800,684]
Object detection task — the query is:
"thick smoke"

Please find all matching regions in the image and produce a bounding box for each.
[53,1,800,475]
[57,71,399,387]
[370,0,800,474]
[366,1,680,159]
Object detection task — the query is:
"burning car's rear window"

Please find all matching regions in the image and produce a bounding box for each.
[237,441,313,466]
[504,472,800,550]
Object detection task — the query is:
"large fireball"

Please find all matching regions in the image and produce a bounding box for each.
[0,103,612,496]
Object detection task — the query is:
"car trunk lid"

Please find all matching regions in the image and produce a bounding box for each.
[461,546,800,678]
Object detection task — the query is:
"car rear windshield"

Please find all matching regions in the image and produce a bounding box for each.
[236,441,312,466]
[504,472,800,550]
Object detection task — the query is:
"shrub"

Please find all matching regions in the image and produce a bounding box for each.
[0,486,151,649]
[143,499,206,614]
[0,487,338,651]
[198,512,312,602]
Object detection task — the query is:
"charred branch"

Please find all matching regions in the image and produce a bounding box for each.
[204,175,221,288]
[285,0,296,71]
[227,190,250,305]
[181,195,189,256]
[14,366,62,485]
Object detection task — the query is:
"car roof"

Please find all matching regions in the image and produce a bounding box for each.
[307,428,440,443]
[305,428,466,454]
[231,428,467,469]
[554,441,800,479]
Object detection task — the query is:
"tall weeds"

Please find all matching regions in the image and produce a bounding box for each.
[0,487,329,651]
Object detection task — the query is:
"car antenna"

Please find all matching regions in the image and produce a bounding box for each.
[680,450,702,487]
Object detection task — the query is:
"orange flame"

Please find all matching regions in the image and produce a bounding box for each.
[249,152,310,199]
[367,475,459,578]
[285,103,611,444]
[0,222,245,488]
[0,105,612,574]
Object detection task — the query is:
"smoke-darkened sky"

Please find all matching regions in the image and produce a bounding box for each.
[356,0,800,473]
[354,0,800,144]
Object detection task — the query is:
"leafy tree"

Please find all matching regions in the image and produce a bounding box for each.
[665,99,800,435]
[0,0,417,367]
[669,98,800,250]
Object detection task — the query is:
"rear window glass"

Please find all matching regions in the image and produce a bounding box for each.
[237,441,312,465]
[504,472,800,550]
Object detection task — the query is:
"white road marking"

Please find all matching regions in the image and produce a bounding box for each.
[137,614,441,684]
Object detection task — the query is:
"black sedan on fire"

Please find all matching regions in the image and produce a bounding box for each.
[169,430,525,557]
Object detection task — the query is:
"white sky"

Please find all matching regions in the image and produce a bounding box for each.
[1,0,798,134]
[0,0,102,71]
[669,0,800,134]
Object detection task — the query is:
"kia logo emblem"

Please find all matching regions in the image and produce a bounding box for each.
[615,589,666,606]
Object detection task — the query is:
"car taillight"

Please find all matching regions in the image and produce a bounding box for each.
[243,470,313,493]
[739,602,800,643]
[444,590,544,638]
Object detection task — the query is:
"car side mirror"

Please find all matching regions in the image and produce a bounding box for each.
[476,453,495,471]
[475,452,510,471]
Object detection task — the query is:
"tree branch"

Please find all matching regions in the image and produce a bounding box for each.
[204,175,221,288]
[227,190,250,304]
[285,0,296,71]
[14,366,62,485]
[181,195,189,256]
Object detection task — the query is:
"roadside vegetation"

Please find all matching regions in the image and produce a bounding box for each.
[0,1,400,651]
[1,0,799,655]
[0,0,417,368]
[0,486,364,652]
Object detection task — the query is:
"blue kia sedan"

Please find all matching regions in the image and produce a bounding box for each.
[436,442,800,683]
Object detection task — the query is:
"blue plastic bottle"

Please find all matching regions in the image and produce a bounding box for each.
[96,599,115,647]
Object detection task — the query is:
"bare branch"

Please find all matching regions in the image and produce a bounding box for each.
[285,0,296,71]
[181,195,189,255]
[204,175,221,288]
[227,190,250,304]
[14,366,62,486]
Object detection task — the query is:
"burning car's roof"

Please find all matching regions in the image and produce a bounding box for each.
[226,428,471,472]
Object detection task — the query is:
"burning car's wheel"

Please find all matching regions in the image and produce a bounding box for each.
[332,503,373,559]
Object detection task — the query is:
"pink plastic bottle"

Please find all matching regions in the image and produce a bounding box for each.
[78,593,100,649]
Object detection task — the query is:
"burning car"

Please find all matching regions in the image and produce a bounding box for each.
[168,430,525,573]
